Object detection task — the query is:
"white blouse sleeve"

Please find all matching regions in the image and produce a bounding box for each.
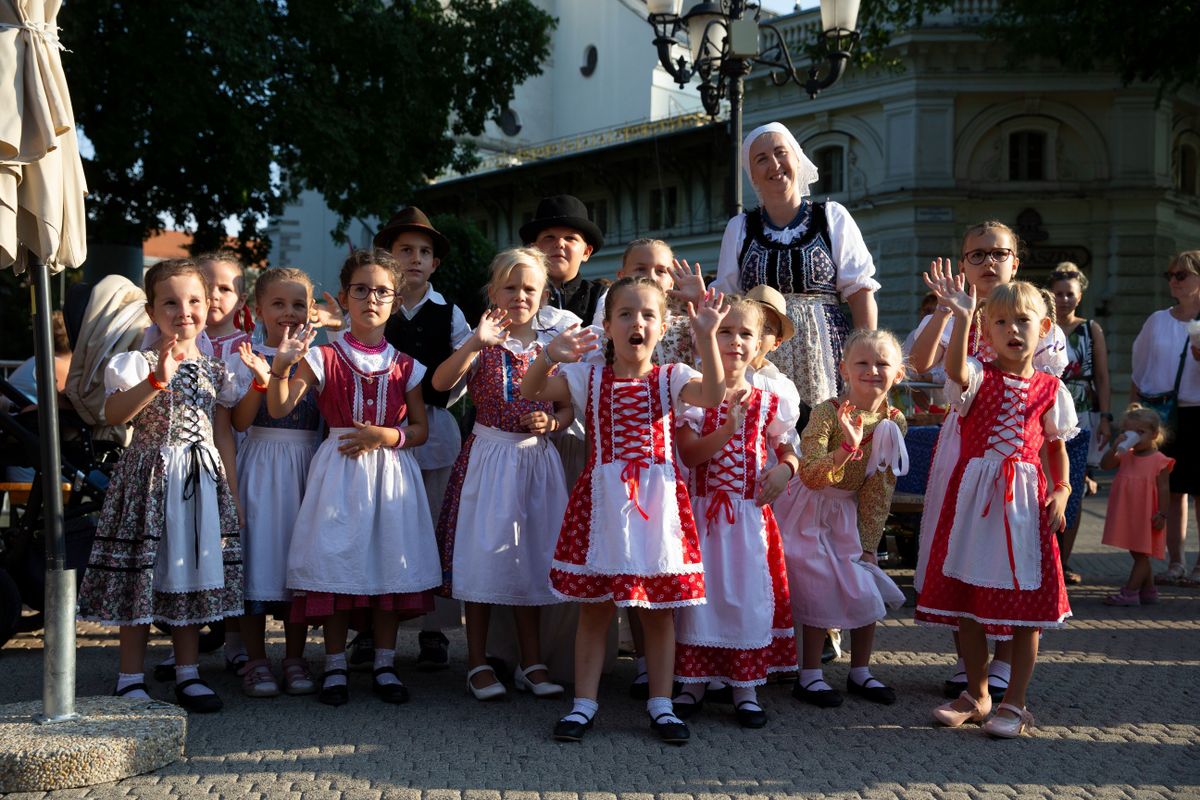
[213,358,243,408]
[677,403,706,433]
[765,389,801,452]
[826,201,881,301]
[945,356,985,416]
[557,362,594,420]
[1129,313,1157,390]
[1042,380,1081,442]
[406,359,427,393]
[581,325,608,365]
[1033,323,1069,378]
[713,215,746,295]
[669,363,704,415]
[303,347,325,393]
[223,351,254,401]
[103,351,150,396]
[590,289,609,328]
[449,305,474,349]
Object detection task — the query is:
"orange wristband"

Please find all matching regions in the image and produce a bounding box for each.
[250,379,268,394]
[147,373,172,393]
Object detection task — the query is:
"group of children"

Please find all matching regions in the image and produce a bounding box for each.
[77,204,1165,745]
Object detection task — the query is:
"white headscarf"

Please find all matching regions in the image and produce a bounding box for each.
[741,122,820,200]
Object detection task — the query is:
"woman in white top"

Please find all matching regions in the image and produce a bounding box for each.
[1130,250,1200,585]
[713,122,878,408]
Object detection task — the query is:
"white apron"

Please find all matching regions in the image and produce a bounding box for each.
[156,442,226,594]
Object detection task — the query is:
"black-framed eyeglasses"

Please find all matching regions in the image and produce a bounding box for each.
[347,284,396,301]
[1164,270,1195,282]
[962,248,1015,265]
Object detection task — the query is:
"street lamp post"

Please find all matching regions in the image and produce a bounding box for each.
[646,0,861,214]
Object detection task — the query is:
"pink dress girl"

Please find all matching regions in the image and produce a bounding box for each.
[673,387,797,686]
[916,358,1076,631]
[286,333,442,620]
[550,363,705,607]
[1102,450,1174,560]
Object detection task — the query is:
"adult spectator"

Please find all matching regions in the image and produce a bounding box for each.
[1130,250,1200,585]
[714,122,878,408]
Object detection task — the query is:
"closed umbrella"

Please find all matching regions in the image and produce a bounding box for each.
[1,0,89,723]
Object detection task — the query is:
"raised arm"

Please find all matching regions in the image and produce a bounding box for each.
[678,292,728,409]
[676,390,744,468]
[105,336,180,425]
[924,261,976,387]
[520,325,598,404]
[231,342,271,432]
[266,324,318,418]
[432,308,510,392]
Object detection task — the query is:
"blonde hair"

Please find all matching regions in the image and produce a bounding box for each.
[1123,403,1166,447]
[961,220,1021,256]
[1047,262,1089,293]
[722,295,765,335]
[486,247,549,301]
[1169,250,1200,277]
[254,267,314,303]
[620,238,672,272]
[842,328,906,372]
[984,281,1053,325]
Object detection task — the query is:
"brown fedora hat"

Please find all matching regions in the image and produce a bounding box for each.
[518,194,605,250]
[373,206,450,259]
[745,284,795,343]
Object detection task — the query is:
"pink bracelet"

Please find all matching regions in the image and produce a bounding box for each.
[392,427,407,450]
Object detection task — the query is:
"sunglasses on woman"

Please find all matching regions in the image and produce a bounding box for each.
[1164,270,1195,282]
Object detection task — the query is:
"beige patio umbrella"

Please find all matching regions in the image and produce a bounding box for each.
[1,0,89,722]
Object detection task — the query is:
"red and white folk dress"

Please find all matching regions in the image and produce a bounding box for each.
[916,358,1077,630]
[674,387,798,686]
[550,363,705,608]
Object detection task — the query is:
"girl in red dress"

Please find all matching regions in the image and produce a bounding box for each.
[521,277,728,744]
[917,276,1077,739]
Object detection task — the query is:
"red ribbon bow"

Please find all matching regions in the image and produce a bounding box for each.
[982,455,1021,590]
[705,489,736,525]
[620,459,651,521]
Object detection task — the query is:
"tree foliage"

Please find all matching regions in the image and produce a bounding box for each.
[59,0,555,262]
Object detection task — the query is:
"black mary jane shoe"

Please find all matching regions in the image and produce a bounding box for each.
[846,676,896,705]
[372,667,411,704]
[113,682,150,699]
[152,659,175,683]
[552,712,593,742]
[628,671,649,700]
[318,668,350,707]
[671,694,703,720]
[734,700,768,729]
[792,679,843,708]
[650,713,690,745]
[173,679,223,713]
[943,671,968,699]
[416,631,450,672]
[705,684,733,704]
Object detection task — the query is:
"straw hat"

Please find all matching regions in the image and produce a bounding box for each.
[745,284,795,342]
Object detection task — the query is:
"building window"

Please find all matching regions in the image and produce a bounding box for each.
[1177,143,1198,196]
[1009,131,1046,181]
[585,199,608,235]
[650,187,678,231]
[811,146,845,196]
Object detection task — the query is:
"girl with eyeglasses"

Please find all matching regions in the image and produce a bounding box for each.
[266,248,442,707]
[908,221,1069,703]
[1130,250,1200,586]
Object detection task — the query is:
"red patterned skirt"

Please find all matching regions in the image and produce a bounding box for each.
[289,590,434,628]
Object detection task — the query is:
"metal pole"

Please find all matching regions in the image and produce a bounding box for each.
[29,253,77,724]
[730,70,744,215]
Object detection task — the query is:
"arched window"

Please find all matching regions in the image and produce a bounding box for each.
[811,146,845,196]
[1009,131,1046,181]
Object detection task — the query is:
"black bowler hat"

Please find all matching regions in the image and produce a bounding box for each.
[519,195,605,250]
[373,206,451,259]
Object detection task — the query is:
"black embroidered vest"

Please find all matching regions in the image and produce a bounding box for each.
[385,300,455,408]
[736,201,838,297]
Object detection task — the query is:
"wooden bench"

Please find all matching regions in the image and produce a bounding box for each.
[0,481,73,506]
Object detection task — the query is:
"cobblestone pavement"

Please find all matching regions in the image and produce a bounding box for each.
[3,492,1198,799]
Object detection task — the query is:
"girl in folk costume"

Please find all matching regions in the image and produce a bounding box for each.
[521,277,729,744]
[79,258,243,713]
[671,298,800,729]
[781,329,909,710]
[918,277,1076,739]
[431,248,577,701]
[199,251,252,359]
[908,221,1069,701]
[267,249,441,707]
[227,269,324,697]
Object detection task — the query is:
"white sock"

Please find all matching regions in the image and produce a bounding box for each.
[707,679,726,691]
[647,695,683,725]
[674,683,705,705]
[174,664,213,697]
[224,630,245,661]
[324,652,348,687]
[988,660,1011,686]
[800,668,830,692]
[563,697,598,723]
[373,648,400,685]
[116,672,149,699]
[633,656,648,681]
[732,686,760,711]
[849,666,874,685]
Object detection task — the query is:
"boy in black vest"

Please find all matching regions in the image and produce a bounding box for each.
[377,207,471,670]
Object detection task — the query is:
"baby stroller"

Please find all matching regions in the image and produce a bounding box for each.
[0,275,144,646]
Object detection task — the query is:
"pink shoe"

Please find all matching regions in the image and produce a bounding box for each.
[932,690,992,727]
[1139,587,1159,605]
[1102,588,1140,606]
[983,703,1035,738]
